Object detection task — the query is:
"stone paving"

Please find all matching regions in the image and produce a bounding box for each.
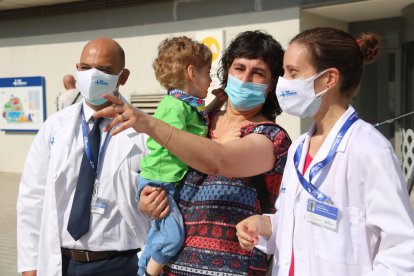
[1,172,414,275]
[0,172,20,276]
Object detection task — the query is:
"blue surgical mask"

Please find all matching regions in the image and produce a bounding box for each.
[224,75,269,111]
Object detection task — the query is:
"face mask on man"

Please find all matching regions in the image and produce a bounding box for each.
[76,68,122,106]
[275,70,328,118]
[224,75,270,111]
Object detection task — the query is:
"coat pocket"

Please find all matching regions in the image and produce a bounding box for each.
[314,206,360,264]
[118,200,139,229]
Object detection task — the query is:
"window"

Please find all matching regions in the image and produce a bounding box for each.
[130,94,164,115]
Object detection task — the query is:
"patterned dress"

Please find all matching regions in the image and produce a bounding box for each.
[163,122,291,276]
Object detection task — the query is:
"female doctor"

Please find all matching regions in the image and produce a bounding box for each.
[236,27,414,275]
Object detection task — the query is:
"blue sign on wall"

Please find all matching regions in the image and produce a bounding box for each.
[0,76,46,132]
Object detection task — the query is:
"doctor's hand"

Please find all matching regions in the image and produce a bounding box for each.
[236,215,272,251]
[138,186,169,219]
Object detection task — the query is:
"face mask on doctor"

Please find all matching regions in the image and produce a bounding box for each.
[76,68,123,106]
[275,70,329,118]
[224,75,271,111]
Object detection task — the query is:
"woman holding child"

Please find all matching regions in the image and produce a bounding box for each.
[95,30,291,275]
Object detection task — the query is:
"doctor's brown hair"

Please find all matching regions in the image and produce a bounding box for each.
[290,27,381,98]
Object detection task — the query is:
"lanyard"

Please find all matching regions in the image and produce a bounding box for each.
[293,111,358,203]
[80,106,110,178]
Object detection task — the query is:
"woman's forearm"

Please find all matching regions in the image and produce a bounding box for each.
[97,98,225,175]
[95,94,275,177]
[144,115,225,175]
[143,115,275,177]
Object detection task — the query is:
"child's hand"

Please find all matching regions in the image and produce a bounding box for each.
[214,128,241,144]
[226,128,241,141]
[206,88,228,113]
[211,88,228,103]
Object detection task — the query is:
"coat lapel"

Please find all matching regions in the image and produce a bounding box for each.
[303,106,357,186]
[106,127,135,172]
[103,95,136,172]
[52,102,83,176]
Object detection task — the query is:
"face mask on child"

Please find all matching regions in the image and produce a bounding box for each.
[225,75,270,111]
[76,68,122,106]
[275,70,328,118]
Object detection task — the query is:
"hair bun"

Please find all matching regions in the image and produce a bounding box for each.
[356,33,381,64]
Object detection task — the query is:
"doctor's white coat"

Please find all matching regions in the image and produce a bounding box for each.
[259,106,414,276]
[17,101,150,275]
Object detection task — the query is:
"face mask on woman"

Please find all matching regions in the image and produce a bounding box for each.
[76,68,122,106]
[275,70,328,118]
[225,75,270,111]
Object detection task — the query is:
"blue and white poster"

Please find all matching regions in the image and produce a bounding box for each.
[0,76,46,132]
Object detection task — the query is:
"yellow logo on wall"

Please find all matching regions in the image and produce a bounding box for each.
[202,37,220,62]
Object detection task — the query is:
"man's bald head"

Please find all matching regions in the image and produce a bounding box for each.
[78,38,126,74]
[63,74,76,90]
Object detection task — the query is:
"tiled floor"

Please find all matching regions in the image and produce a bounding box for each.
[1,172,414,275]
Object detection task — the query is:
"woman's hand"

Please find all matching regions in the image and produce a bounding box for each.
[93,93,150,136]
[138,186,170,219]
[236,215,271,251]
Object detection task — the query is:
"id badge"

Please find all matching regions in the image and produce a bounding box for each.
[90,180,108,215]
[91,194,109,215]
[305,199,339,230]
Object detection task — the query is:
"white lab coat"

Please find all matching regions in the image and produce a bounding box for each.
[258,106,414,276]
[17,101,150,275]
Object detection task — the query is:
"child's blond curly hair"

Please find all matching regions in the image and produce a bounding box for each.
[153,36,212,90]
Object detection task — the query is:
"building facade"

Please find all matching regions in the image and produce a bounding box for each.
[0,0,413,188]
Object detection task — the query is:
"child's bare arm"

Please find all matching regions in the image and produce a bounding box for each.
[206,88,227,113]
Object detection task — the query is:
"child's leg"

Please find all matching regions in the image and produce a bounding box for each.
[146,258,163,275]
[136,176,160,276]
[137,225,156,276]
[147,184,185,275]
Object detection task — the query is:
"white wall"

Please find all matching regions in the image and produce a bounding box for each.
[0,7,301,173]
[300,11,348,32]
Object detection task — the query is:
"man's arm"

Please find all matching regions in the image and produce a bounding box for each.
[17,122,52,273]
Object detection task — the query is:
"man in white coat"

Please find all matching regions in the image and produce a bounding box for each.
[17,38,151,275]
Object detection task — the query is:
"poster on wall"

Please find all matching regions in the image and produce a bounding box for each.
[0,76,46,132]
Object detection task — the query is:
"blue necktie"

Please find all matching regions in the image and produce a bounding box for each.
[67,117,103,241]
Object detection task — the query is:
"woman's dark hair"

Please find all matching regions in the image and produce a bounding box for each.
[290,27,381,98]
[218,30,284,121]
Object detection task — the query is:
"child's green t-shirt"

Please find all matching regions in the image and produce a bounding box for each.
[140,95,208,182]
